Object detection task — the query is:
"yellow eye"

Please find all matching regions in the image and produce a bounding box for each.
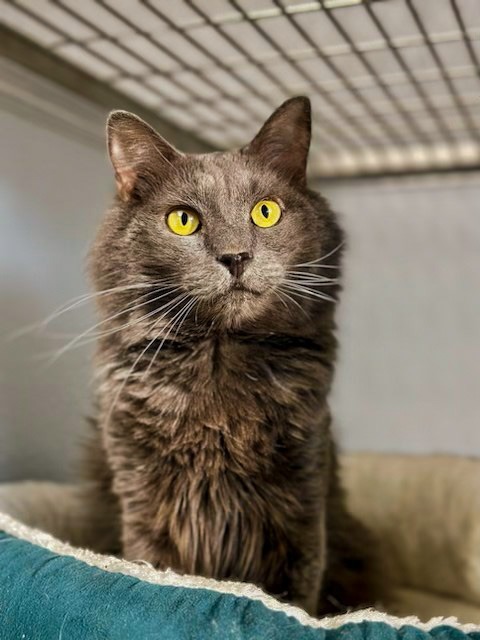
[251,200,281,228]
[166,209,200,236]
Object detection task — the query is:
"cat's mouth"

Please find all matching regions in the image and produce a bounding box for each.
[230,282,262,296]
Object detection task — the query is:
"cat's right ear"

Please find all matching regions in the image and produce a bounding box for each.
[107,111,181,202]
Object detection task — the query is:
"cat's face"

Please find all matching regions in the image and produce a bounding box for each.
[91,98,342,335]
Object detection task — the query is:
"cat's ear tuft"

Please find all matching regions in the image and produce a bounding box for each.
[244,96,311,186]
[107,111,181,202]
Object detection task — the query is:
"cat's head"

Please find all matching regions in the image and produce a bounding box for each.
[90,97,342,337]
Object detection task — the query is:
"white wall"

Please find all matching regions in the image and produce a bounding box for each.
[324,173,480,456]
[0,108,110,482]
[1,100,479,482]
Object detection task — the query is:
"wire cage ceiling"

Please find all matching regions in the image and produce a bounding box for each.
[1,0,479,177]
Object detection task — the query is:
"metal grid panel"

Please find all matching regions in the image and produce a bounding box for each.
[1,0,479,177]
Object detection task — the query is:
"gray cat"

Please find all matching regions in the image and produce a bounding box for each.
[85,97,382,615]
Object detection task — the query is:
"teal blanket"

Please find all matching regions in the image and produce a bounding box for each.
[0,525,479,640]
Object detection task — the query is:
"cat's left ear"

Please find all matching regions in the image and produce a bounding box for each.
[243,96,311,186]
[107,111,182,202]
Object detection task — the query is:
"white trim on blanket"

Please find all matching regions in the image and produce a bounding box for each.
[0,511,478,634]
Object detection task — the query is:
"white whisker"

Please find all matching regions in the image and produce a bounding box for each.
[142,296,197,381]
[282,283,336,304]
[293,241,344,268]
[277,286,310,318]
[291,263,340,270]
[106,293,191,422]
[9,279,177,341]
[284,277,339,287]
[287,270,337,278]
[271,289,289,312]
[70,292,188,349]
[286,271,339,282]
[45,287,182,363]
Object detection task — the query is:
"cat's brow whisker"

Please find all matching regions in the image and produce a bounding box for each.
[45,287,183,363]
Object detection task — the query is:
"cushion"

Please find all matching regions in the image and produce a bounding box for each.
[1,453,480,637]
[1,511,479,640]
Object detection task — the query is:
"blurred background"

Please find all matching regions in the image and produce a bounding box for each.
[0,0,479,482]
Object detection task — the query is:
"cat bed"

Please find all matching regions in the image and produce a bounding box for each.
[0,454,479,639]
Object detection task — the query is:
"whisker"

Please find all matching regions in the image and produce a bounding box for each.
[9,279,178,340]
[286,271,339,282]
[140,295,190,380]
[45,287,182,363]
[172,297,197,342]
[61,292,189,352]
[271,289,289,312]
[293,241,344,268]
[29,288,169,341]
[48,284,175,325]
[142,296,196,381]
[277,286,310,318]
[282,283,336,304]
[284,277,339,288]
[291,263,340,270]
[53,297,184,351]
[287,269,337,277]
[286,282,336,300]
[106,293,190,422]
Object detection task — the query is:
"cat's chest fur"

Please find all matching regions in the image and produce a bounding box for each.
[108,334,327,474]
[104,337,330,477]
[101,333,331,578]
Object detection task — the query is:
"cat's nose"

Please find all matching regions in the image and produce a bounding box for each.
[217,252,253,278]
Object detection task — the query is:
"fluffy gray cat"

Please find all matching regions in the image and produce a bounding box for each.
[85,97,382,615]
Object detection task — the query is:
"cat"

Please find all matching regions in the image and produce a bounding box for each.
[85,96,383,616]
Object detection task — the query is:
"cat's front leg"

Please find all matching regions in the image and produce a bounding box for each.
[103,445,177,568]
[290,555,325,615]
[117,490,178,569]
[287,514,326,615]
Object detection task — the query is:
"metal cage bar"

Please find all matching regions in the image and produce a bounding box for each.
[362,0,455,143]
[0,0,478,177]
[8,0,233,136]
[184,0,358,151]
[405,0,480,142]
[449,0,480,79]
